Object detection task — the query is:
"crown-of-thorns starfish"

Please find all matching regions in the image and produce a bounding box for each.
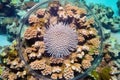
[44,23,78,58]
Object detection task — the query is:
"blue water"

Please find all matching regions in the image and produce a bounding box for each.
[0,35,11,47]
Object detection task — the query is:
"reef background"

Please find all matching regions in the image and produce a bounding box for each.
[0,0,120,80]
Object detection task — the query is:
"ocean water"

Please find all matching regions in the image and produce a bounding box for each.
[0,35,11,46]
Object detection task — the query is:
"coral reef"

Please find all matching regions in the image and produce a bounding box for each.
[16,1,100,80]
[89,3,120,32]
[0,1,101,79]
[117,0,120,15]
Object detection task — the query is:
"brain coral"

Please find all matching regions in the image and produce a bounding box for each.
[44,23,78,58]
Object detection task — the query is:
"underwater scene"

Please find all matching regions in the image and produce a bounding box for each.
[0,0,120,80]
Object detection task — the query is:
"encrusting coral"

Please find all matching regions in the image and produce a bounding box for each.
[0,1,101,80]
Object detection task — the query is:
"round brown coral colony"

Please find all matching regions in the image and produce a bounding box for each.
[22,1,100,80]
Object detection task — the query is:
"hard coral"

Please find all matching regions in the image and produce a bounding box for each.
[24,27,38,40]
[63,67,74,80]
[30,59,46,70]
[49,57,64,64]
[28,14,39,24]
[41,65,52,75]
[36,9,46,18]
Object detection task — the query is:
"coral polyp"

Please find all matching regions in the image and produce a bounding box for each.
[44,23,78,58]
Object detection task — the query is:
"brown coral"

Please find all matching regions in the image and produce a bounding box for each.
[28,14,39,24]
[49,57,64,64]
[36,9,46,17]
[8,73,17,80]
[78,35,85,43]
[51,73,58,80]
[84,54,93,61]
[24,27,38,40]
[84,17,95,28]
[87,38,100,48]
[82,59,91,69]
[25,47,36,54]
[71,63,82,73]
[30,59,46,70]
[32,41,45,49]
[52,66,62,73]
[63,67,74,80]
[41,65,52,75]
[0,69,9,79]
[78,29,89,37]
[16,71,27,78]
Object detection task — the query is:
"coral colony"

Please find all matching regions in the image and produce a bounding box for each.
[0,1,100,80]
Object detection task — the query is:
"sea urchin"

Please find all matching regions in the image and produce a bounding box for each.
[44,23,78,58]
